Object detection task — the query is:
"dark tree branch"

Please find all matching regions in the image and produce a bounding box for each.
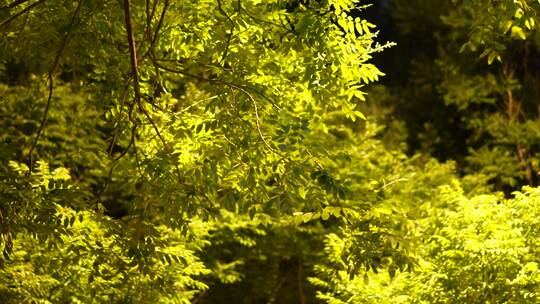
[124,0,168,150]
[150,56,279,109]
[27,0,82,171]
[123,0,141,104]
[237,0,293,33]
[0,0,30,10]
[145,0,158,41]
[123,2,191,199]
[140,0,169,62]
[149,0,168,52]
[0,0,45,28]
[217,0,234,66]
[108,78,133,156]
[137,0,157,57]
[114,125,137,162]
[93,0,145,207]
[149,56,285,158]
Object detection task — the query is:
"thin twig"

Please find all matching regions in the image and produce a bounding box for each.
[114,125,137,162]
[141,0,168,94]
[0,0,45,28]
[91,161,116,211]
[108,78,133,155]
[139,103,169,150]
[184,95,219,111]
[142,0,158,48]
[379,178,408,190]
[150,57,284,156]
[27,0,82,171]
[151,56,280,110]
[247,88,279,154]
[149,0,168,51]
[140,0,169,62]
[217,0,234,66]
[133,136,145,180]
[237,0,292,32]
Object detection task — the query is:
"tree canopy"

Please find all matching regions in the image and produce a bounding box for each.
[2,0,540,303]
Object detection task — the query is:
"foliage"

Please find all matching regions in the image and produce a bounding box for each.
[2,0,540,303]
[451,0,540,63]
[373,0,540,191]
[0,0,406,302]
[0,215,210,304]
[312,183,540,303]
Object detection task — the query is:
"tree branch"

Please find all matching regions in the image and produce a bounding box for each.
[237,0,293,33]
[0,0,30,10]
[217,0,234,66]
[108,77,133,155]
[149,56,285,156]
[27,0,82,171]
[0,0,45,28]
[150,56,280,110]
[123,0,141,104]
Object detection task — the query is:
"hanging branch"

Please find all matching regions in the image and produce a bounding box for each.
[89,0,143,203]
[142,0,158,49]
[124,0,190,191]
[139,0,169,62]
[123,0,141,106]
[217,0,234,66]
[140,0,169,98]
[146,0,169,58]
[27,0,82,171]
[124,0,168,148]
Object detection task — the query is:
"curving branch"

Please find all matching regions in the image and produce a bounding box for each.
[27,0,82,171]
[108,77,133,155]
[236,0,293,33]
[150,56,281,110]
[149,56,285,158]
